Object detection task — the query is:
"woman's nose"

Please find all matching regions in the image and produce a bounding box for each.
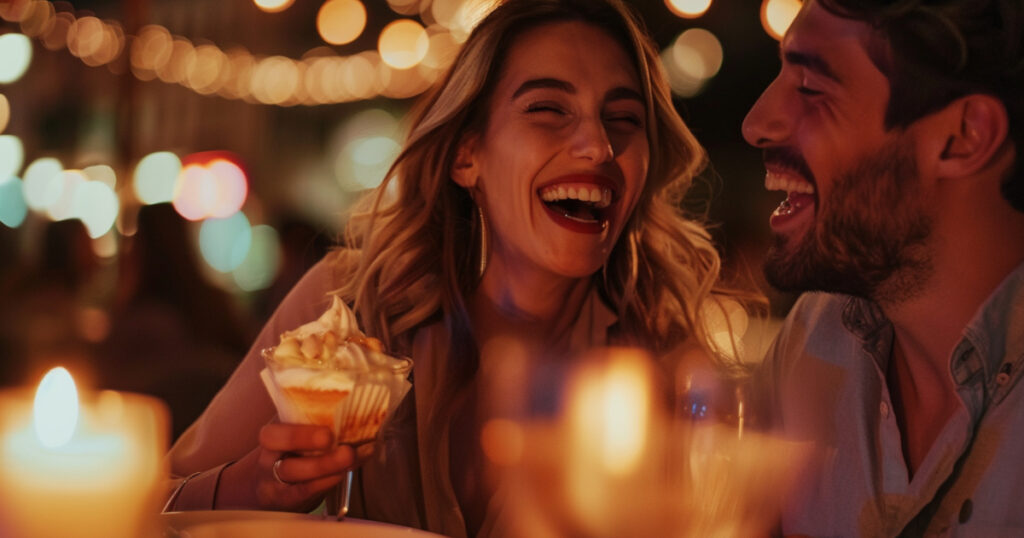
[742,77,791,148]
[570,117,615,163]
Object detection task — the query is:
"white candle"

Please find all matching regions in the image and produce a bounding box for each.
[0,367,169,538]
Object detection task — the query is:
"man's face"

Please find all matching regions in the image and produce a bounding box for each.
[741,0,933,302]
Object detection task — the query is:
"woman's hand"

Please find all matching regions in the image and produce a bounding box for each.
[215,423,355,512]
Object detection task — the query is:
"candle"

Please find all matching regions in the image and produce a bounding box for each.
[0,367,169,538]
[563,348,666,537]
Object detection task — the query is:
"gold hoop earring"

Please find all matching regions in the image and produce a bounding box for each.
[477,205,489,277]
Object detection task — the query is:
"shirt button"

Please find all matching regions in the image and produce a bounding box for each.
[880,401,890,418]
[959,498,973,523]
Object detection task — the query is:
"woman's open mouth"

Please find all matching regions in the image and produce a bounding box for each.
[538,181,615,234]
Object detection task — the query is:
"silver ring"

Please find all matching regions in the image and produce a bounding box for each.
[272,458,291,485]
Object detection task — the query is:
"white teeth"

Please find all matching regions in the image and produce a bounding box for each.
[765,173,815,194]
[539,184,613,209]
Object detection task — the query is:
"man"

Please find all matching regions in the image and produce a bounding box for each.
[743,0,1024,535]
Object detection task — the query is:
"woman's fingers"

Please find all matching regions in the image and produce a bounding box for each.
[259,423,334,453]
[269,444,356,484]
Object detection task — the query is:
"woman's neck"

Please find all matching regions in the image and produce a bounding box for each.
[472,261,594,350]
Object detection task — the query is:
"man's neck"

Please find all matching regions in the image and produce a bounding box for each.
[878,206,1024,476]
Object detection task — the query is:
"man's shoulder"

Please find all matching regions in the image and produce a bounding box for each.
[777,292,853,339]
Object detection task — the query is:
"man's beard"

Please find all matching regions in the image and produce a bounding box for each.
[764,139,934,305]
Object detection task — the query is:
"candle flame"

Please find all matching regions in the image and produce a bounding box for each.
[570,352,651,477]
[33,367,79,448]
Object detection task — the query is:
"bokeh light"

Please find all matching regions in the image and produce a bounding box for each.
[762,0,802,41]
[46,169,86,221]
[340,54,378,100]
[253,0,295,13]
[41,12,74,51]
[0,175,27,228]
[379,19,429,70]
[199,211,253,272]
[431,0,497,41]
[83,164,116,189]
[422,28,459,70]
[673,28,723,80]
[0,134,23,179]
[0,94,9,134]
[665,0,713,18]
[662,28,723,98]
[134,151,182,205]
[22,157,63,210]
[17,0,55,38]
[72,180,119,238]
[387,0,421,16]
[333,108,402,191]
[172,153,249,221]
[231,224,281,291]
[0,33,33,83]
[317,0,366,46]
[251,55,299,105]
[130,24,174,81]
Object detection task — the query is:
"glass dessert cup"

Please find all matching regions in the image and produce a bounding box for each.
[260,347,413,520]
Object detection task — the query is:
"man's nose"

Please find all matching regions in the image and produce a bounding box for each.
[742,76,791,148]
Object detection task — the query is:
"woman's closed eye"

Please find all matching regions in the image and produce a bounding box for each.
[605,112,642,127]
[525,102,567,115]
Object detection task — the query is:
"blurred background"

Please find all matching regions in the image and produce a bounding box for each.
[0,0,800,438]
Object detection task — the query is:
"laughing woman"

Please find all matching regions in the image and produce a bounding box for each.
[165,0,755,536]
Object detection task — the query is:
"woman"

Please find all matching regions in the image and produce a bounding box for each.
[166,0,755,536]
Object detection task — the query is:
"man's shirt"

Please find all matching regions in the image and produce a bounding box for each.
[760,262,1024,537]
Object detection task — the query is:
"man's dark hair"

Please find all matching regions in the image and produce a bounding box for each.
[818,0,1024,212]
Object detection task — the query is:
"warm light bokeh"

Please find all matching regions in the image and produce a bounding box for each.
[317,0,367,46]
[665,0,713,19]
[33,368,79,449]
[378,19,429,70]
[762,0,802,41]
[662,28,723,98]
[253,0,295,14]
[0,94,8,134]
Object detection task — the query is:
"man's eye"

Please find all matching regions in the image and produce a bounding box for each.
[797,85,823,96]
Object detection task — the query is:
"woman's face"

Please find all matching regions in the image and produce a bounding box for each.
[454,20,650,281]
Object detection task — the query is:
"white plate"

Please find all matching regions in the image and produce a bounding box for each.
[162,511,444,538]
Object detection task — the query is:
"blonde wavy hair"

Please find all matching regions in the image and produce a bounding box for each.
[332,0,760,485]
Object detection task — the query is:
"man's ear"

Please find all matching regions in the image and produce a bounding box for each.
[934,94,1010,179]
[451,134,480,189]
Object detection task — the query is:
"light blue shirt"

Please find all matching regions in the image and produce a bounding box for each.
[760,262,1024,537]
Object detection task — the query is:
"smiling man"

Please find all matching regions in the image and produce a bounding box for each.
[745,0,1024,535]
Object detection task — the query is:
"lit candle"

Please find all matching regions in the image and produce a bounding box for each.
[563,348,665,537]
[0,367,168,538]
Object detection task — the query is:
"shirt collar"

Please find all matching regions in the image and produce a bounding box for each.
[839,261,1024,391]
[960,261,1024,394]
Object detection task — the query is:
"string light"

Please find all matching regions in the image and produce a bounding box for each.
[12,0,460,106]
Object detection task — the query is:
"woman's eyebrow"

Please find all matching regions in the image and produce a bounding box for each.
[511,78,643,103]
[512,77,574,98]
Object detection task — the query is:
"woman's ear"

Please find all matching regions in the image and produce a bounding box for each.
[451,135,480,188]
[935,94,1010,179]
